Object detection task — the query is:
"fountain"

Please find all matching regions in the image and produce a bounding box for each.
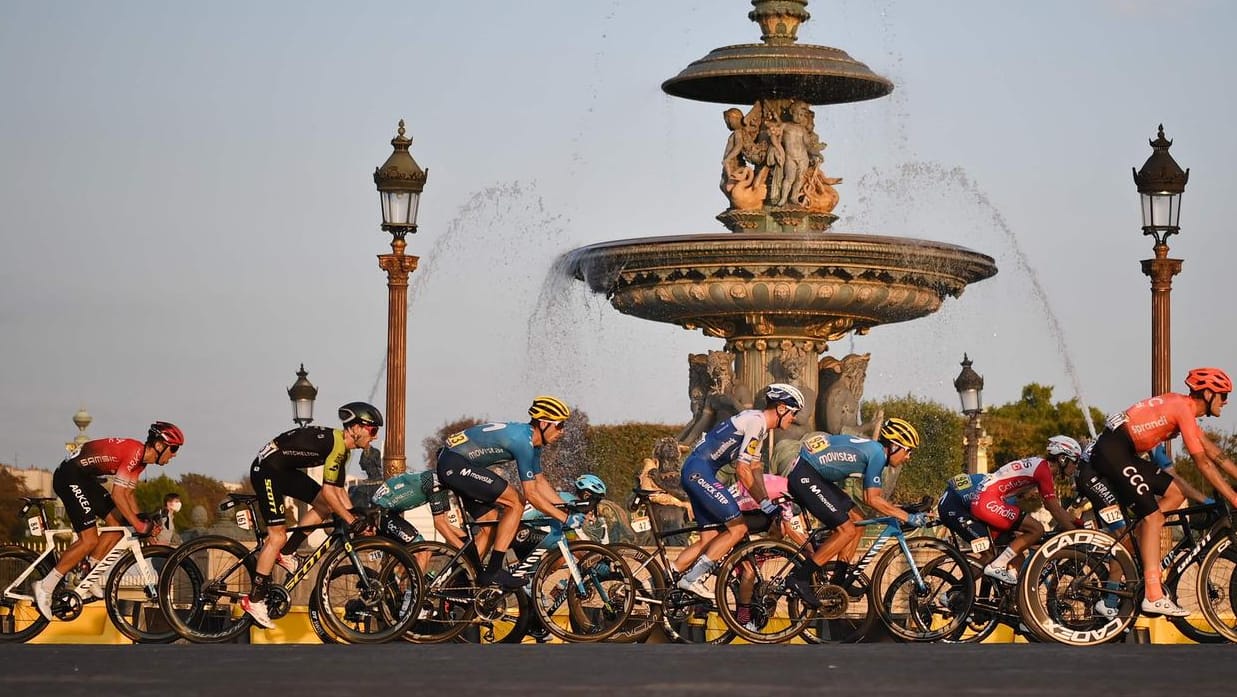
[566,0,997,438]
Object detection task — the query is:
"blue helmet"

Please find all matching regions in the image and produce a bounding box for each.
[575,474,607,498]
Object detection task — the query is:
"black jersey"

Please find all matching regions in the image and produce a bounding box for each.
[254,426,350,487]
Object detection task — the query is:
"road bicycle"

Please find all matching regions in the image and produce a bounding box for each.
[403,500,635,644]
[156,493,423,644]
[0,496,193,643]
[1017,499,1236,646]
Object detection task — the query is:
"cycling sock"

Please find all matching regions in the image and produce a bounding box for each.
[485,550,508,575]
[41,569,64,591]
[736,604,751,625]
[683,555,715,583]
[990,547,1016,570]
[251,573,271,602]
[86,557,100,568]
[1102,581,1120,608]
[792,557,821,581]
[280,531,308,556]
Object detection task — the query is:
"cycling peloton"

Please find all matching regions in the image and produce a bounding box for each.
[970,435,1082,586]
[674,383,805,599]
[781,419,925,607]
[34,421,185,619]
[1088,367,1237,617]
[240,402,383,628]
[435,395,578,590]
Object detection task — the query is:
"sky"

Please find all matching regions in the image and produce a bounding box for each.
[2,0,1236,483]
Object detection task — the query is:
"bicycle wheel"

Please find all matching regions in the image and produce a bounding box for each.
[714,538,809,644]
[1017,530,1137,645]
[941,573,1002,644]
[869,538,973,642]
[794,561,876,644]
[1194,536,1237,643]
[105,544,200,644]
[1168,544,1234,643]
[0,546,51,643]
[157,535,255,643]
[604,542,666,643]
[400,541,477,644]
[316,537,422,644]
[529,540,633,643]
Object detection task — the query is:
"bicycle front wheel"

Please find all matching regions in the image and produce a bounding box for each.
[530,541,634,643]
[105,544,199,644]
[1194,536,1237,643]
[157,535,255,644]
[0,546,51,643]
[316,537,423,644]
[869,538,974,642]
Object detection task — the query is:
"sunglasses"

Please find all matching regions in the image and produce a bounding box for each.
[360,424,380,436]
[168,444,179,454]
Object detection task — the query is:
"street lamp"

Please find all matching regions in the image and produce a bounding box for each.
[287,364,318,427]
[374,120,427,478]
[953,354,984,474]
[1133,125,1188,398]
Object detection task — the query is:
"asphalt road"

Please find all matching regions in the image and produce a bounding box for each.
[2,644,1235,696]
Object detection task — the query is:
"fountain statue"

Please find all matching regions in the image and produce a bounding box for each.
[566,0,998,436]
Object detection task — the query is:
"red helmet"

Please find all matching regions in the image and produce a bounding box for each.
[148,421,186,446]
[1185,368,1233,395]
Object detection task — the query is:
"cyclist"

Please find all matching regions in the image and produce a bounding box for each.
[371,467,463,549]
[937,472,993,563]
[516,474,609,554]
[782,419,924,607]
[971,435,1082,585]
[240,401,382,629]
[435,395,576,590]
[675,383,805,599]
[33,421,185,619]
[1089,367,1237,617]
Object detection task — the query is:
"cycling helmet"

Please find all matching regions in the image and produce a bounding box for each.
[764,383,805,411]
[1046,435,1082,461]
[1185,367,1233,395]
[575,474,607,498]
[339,401,384,427]
[878,418,921,450]
[528,395,571,423]
[148,421,185,446]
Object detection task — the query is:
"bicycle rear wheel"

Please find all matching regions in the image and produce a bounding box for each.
[1017,530,1137,645]
[157,535,255,643]
[316,537,422,644]
[714,539,809,644]
[105,544,201,644]
[1194,536,1237,643]
[604,542,666,643]
[530,541,634,642]
[794,561,876,644]
[0,546,51,643]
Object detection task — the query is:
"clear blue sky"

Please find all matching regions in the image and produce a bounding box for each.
[3,1,1235,482]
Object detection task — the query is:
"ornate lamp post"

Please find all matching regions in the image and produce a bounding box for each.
[287,364,318,427]
[373,120,426,478]
[1133,125,1188,400]
[953,354,985,474]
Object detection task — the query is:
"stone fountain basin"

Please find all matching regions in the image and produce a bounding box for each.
[565,233,997,338]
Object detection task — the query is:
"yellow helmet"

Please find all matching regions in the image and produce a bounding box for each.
[878,417,920,450]
[528,395,571,423]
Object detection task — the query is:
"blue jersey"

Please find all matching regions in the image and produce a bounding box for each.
[686,410,768,474]
[944,473,986,505]
[442,422,542,482]
[797,433,889,490]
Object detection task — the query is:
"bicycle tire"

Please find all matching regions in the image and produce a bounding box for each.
[941,574,1002,644]
[1194,535,1237,643]
[157,535,255,644]
[316,537,423,644]
[105,544,199,644]
[794,560,876,644]
[869,537,974,642]
[529,540,633,643]
[1017,529,1137,645]
[0,546,51,643]
[604,542,666,644]
[714,538,810,644]
[1166,545,1232,644]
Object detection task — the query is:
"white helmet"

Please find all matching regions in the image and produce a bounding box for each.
[764,383,805,411]
[1046,435,1082,461]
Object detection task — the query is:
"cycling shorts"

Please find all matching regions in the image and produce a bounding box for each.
[785,460,854,528]
[1075,462,1127,531]
[1089,427,1173,518]
[680,458,741,526]
[971,490,1026,533]
[937,490,989,542]
[250,459,323,527]
[436,449,511,520]
[54,462,116,533]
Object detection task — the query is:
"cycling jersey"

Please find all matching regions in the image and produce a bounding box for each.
[1111,393,1206,455]
[65,438,147,488]
[971,457,1056,532]
[686,410,769,473]
[937,473,989,542]
[442,422,542,482]
[795,433,890,489]
[254,427,349,487]
[372,469,451,516]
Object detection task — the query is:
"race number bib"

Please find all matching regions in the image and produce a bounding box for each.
[804,434,829,454]
[445,431,469,448]
[235,510,252,530]
[950,473,974,491]
[1098,505,1123,525]
[630,516,651,533]
[1104,411,1129,431]
[969,537,990,553]
[27,516,43,536]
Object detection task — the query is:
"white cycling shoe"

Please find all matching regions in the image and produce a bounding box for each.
[33,582,54,619]
[1093,600,1119,619]
[983,564,1018,586]
[241,596,276,629]
[1141,596,1190,618]
[677,576,715,601]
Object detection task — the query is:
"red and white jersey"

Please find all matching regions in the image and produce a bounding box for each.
[976,456,1057,501]
[66,438,148,488]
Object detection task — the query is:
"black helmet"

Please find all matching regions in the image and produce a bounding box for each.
[339,401,384,427]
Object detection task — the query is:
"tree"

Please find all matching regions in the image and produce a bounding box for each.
[983,383,1104,466]
[135,474,182,525]
[0,468,34,542]
[584,423,682,500]
[176,472,231,529]
[861,394,964,504]
[421,416,485,469]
